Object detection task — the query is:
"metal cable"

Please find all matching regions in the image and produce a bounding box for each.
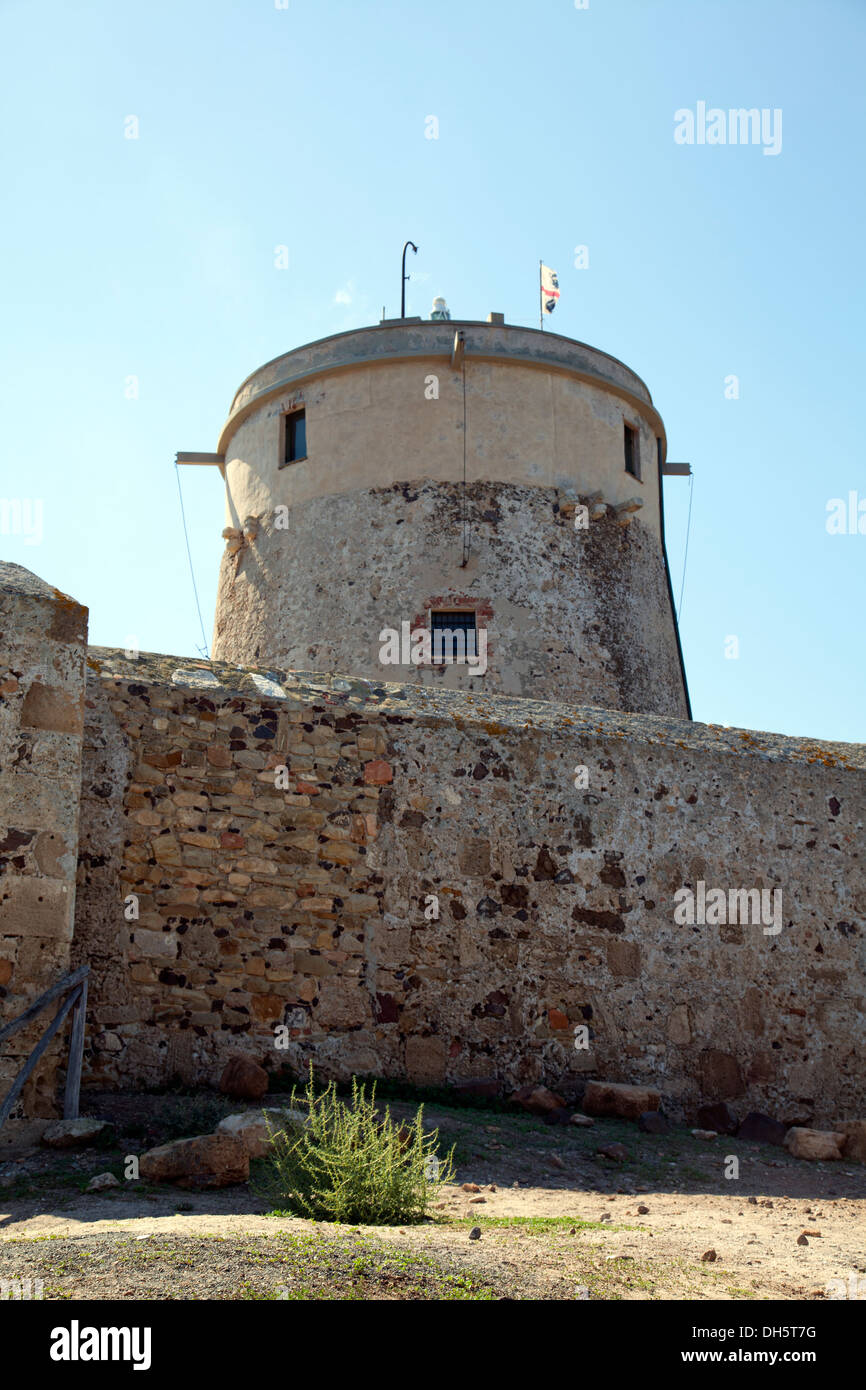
[677,470,694,622]
[174,463,210,658]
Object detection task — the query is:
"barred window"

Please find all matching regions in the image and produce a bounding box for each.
[431,610,477,663]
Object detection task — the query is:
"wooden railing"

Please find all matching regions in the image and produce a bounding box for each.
[0,965,89,1133]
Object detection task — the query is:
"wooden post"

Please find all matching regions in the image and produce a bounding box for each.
[0,964,89,1046]
[63,978,88,1121]
[0,965,91,1134]
[0,990,79,1130]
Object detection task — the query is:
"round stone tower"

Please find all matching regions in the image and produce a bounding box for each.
[210,317,690,717]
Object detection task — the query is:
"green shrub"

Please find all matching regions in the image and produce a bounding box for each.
[255,1067,454,1225]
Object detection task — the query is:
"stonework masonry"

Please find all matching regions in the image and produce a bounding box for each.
[1,318,863,1129]
[213,481,688,716]
[67,647,865,1125]
[0,563,88,1117]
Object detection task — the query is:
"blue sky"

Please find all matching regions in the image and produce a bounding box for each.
[1,0,863,742]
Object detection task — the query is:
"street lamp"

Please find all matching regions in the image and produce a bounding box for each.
[401,240,418,318]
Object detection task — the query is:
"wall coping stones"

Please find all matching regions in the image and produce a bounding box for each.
[0,564,87,637]
[170,667,222,690]
[86,647,866,772]
[0,561,62,600]
[249,673,288,700]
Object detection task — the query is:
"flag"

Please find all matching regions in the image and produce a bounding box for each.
[541,264,560,317]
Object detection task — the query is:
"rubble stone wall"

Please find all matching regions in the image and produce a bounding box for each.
[73,650,866,1125]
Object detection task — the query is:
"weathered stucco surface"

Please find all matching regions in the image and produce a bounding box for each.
[213,481,688,717]
[222,321,658,452]
[219,343,661,519]
[72,650,865,1124]
[0,564,87,1117]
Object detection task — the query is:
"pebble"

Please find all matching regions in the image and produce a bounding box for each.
[701,1249,717,1262]
[461,1182,481,1193]
[469,1226,482,1241]
[637,1204,650,1215]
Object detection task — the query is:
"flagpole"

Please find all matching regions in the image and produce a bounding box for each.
[539,260,543,331]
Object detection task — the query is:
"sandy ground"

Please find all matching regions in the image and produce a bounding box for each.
[2,1185,863,1299]
[1,1094,864,1300]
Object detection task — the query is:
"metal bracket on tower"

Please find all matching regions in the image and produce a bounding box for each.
[451,331,466,370]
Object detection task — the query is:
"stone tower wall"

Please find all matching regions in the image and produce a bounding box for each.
[213,480,688,715]
[210,323,688,716]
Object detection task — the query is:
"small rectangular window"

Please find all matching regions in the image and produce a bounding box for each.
[624,422,640,479]
[431,610,477,663]
[283,409,307,465]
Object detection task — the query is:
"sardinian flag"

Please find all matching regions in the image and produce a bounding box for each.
[541,263,560,317]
